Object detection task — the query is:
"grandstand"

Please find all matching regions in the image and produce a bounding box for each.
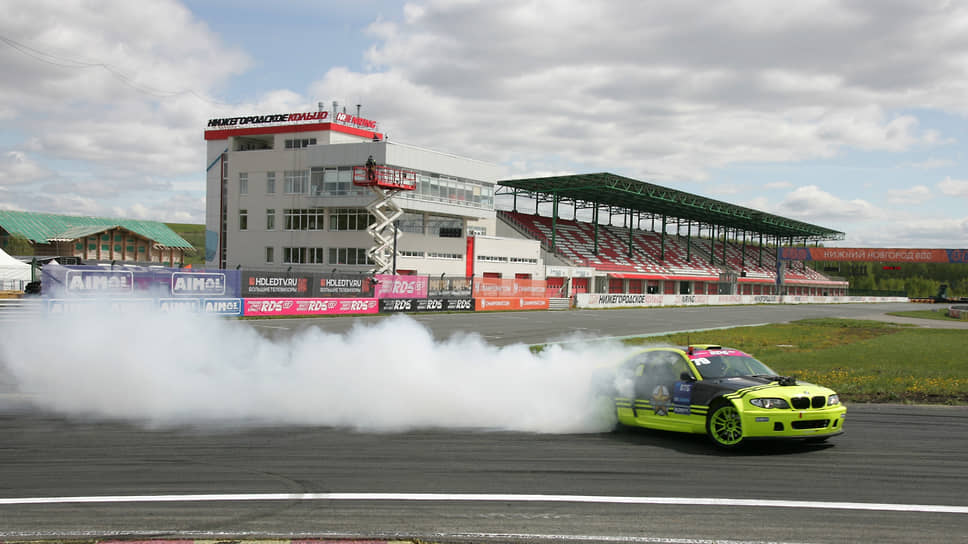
[497,173,849,296]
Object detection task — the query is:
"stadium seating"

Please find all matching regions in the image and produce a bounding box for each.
[498,211,842,292]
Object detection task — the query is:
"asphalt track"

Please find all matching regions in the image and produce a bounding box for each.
[1,302,966,543]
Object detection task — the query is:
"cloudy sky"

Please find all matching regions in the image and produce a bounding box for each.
[1,0,967,248]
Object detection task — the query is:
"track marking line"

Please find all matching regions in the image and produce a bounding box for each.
[0,493,965,514]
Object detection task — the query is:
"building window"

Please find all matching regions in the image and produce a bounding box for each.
[329,208,372,231]
[309,247,325,264]
[239,209,248,230]
[284,208,325,230]
[265,247,274,263]
[266,171,275,194]
[284,138,317,149]
[283,247,306,264]
[467,226,487,236]
[327,247,371,265]
[397,212,424,234]
[399,250,424,257]
[239,172,248,195]
[428,252,462,260]
[266,209,275,230]
[427,215,463,236]
[285,170,309,194]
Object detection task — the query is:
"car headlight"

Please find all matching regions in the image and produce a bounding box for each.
[828,394,840,406]
[750,398,790,409]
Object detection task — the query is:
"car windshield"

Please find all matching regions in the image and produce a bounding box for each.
[691,354,776,379]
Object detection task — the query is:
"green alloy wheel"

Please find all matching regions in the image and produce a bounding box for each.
[707,403,744,447]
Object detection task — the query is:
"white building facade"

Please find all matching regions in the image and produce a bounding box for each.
[204,109,544,278]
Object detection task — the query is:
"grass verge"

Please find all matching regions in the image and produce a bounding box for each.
[887,309,968,321]
[621,318,968,404]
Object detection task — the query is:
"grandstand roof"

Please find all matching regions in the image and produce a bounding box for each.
[498,173,845,241]
[0,210,194,249]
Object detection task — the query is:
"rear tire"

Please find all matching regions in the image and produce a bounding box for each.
[706,401,744,448]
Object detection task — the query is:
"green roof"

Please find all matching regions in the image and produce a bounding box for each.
[0,210,194,249]
[498,173,845,241]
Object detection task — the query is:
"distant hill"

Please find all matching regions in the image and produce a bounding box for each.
[166,223,205,266]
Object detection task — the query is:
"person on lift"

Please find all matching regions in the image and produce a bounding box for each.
[365,155,376,182]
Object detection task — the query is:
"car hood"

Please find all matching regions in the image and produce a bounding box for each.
[703,376,835,396]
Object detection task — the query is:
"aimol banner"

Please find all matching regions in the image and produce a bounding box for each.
[243,297,378,317]
[42,265,241,298]
[475,297,550,311]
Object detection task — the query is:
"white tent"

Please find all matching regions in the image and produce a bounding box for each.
[0,247,31,284]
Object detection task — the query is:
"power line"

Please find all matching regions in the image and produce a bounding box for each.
[0,33,233,106]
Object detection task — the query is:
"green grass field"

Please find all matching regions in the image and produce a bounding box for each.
[622,319,968,404]
[887,309,968,321]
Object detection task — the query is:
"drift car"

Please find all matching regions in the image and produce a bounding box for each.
[599,345,846,448]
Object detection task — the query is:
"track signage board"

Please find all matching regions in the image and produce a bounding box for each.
[379,297,475,313]
[243,297,378,317]
[314,275,377,297]
[241,271,312,297]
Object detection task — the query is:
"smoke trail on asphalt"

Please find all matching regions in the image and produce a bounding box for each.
[0,311,635,433]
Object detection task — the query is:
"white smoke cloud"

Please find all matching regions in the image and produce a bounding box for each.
[0,311,634,433]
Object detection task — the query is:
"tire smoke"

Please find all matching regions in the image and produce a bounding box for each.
[0,311,634,433]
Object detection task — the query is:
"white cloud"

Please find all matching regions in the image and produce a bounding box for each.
[0,0,249,220]
[887,185,932,205]
[938,177,968,198]
[774,185,880,222]
[0,151,52,185]
[4,0,968,241]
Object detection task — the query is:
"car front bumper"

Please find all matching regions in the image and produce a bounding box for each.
[741,405,847,439]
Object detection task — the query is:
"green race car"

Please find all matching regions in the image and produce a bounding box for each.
[599,344,846,448]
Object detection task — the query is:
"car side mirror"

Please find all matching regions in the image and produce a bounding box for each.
[680,371,696,382]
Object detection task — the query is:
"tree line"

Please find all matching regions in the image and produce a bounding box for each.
[809,261,968,298]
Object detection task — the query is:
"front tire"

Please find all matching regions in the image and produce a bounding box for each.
[706,402,744,448]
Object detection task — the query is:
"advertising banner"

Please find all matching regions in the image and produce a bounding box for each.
[379,297,475,313]
[47,298,156,314]
[243,297,378,317]
[170,272,228,297]
[41,265,241,298]
[241,271,312,297]
[201,298,243,316]
[779,247,968,264]
[475,297,550,311]
[64,269,134,297]
[314,274,377,297]
[428,277,473,298]
[473,277,547,298]
[374,274,429,299]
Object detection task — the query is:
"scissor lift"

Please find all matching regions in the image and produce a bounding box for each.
[352,165,417,274]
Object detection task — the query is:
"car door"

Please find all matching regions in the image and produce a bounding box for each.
[632,350,693,431]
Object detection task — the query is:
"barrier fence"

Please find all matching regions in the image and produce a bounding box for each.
[0,264,913,320]
[34,264,545,317]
